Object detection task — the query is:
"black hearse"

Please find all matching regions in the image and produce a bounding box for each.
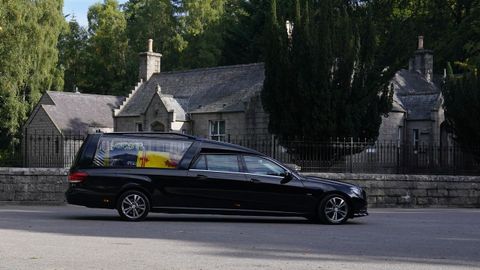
[66,133,368,224]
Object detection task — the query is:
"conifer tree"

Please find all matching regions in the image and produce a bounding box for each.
[262,0,393,141]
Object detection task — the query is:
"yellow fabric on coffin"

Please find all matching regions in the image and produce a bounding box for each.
[136,151,176,168]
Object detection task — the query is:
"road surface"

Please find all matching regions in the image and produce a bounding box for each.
[0,206,479,269]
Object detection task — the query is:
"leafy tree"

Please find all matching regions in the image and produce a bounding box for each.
[0,0,65,152]
[123,0,183,73]
[177,0,228,69]
[58,19,89,92]
[84,0,129,95]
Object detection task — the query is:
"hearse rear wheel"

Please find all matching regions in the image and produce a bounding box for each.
[117,190,150,221]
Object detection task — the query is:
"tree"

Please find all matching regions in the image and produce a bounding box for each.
[0,0,65,153]
[58,19,89,92]
[443,65,480,151]
[177,0,228,69]
[83,0,129,95]
[123,0,182,73]
[262,0,392,141]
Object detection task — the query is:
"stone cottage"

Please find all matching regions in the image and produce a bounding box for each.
[113,39,269,141]
[356,36,450,172]
[23,91,123,167]
[377,36,445,146]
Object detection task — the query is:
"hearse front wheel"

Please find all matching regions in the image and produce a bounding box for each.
[318,194,350,224]
[117,190,150,221]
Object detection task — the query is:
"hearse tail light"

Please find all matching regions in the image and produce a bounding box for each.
[68,172,88,183]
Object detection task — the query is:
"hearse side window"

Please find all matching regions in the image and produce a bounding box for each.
[192,155,207,170]
[206,154,240,172]
[244,156,285,177]
[92,136,192,169]
[191,154,240,172]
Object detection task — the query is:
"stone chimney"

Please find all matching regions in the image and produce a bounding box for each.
[138,39,162,82]
[408,36,433,82]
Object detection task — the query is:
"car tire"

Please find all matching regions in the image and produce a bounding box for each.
[117,190,150,221]
[318,194,350,225]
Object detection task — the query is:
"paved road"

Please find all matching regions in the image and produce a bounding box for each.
[0,206,479,270]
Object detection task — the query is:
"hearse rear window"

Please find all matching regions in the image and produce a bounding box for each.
[92,136,192,169]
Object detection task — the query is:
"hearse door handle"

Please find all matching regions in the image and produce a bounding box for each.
[196,174,208,180]
[250,178,261,183]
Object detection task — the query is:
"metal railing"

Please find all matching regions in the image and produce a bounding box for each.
[0,132,85,168]
[227,136,480,175]
[1,133,479,175]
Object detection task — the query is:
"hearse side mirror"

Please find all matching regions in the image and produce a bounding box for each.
[280,171,293,184]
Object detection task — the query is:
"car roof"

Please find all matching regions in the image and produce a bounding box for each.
[100,132,264,156]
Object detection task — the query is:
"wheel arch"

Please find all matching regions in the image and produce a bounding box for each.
[318,191,354,218]
[115,184,154,210]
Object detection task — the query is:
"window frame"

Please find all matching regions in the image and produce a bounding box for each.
[241,155,288,178]
[135,122,143,132]
[209,120,226,142]
[413,129,419,150]
[190,153,242,173]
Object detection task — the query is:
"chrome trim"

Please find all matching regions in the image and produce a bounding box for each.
[189,169,285,179]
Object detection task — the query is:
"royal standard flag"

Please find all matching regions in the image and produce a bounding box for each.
[136,151,177,168]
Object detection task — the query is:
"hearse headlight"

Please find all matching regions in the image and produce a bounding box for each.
[350,186,363,198]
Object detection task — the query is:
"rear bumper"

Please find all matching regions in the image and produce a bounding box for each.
[65,186,115,209]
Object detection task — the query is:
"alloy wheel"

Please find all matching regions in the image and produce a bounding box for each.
[321,195,349,224]
[117,190,150,221]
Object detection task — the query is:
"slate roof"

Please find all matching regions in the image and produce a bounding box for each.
[42,91,124,133]
[391,69,442,120]
[159,94,186,121]
[392,69,441,95]
[397,93,442,120]
[391,92,406,113]
[116,63,265,116]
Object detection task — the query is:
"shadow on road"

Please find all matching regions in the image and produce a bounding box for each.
[63,213,365,225]
[0,206,479,268]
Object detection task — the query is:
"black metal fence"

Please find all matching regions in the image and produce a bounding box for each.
[1,133,479,175]
[228,136,480,175]
[0,133,85,168]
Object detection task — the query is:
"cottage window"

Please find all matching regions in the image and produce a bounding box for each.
[413,129,419,149]
[209,120,226,141]
[136,123,143,132]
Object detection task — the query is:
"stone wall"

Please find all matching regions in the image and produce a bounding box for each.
[1,168,479,208]
[305,173,480,208]
[0,168,68,205]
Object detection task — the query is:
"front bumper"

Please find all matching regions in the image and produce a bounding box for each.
[350,197,368,218]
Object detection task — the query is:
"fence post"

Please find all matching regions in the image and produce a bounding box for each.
[271,134,275,159]
[396,140,400,174]
[349,137,353,173]
[23,130,27,167]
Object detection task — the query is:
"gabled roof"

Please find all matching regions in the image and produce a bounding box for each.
[397,93,442,120]
[158,93,186,121]
[391,69,442,120]
[392,69,441,95]
[116,63,265,117]
[391,92,406,113]
[41,91,124,133]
